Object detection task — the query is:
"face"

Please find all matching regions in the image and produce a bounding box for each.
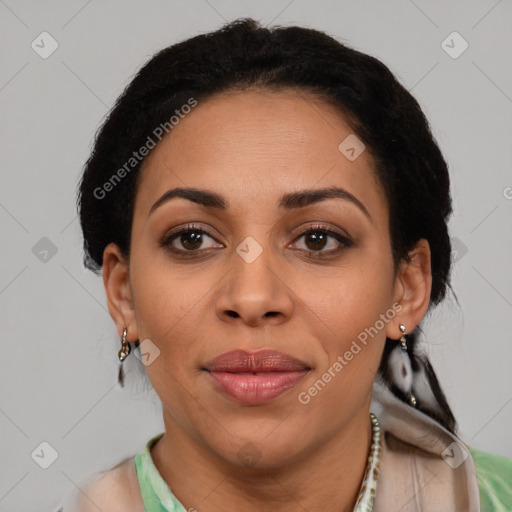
[106,88,427,468]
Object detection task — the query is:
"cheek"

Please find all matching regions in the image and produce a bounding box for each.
[129,262,205,420]
[129,246,205,364]
[306,260,394,344]
[129,231,204,321]
[295,275,392,423]
[297,257,395,409]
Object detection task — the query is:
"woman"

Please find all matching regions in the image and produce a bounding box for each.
[61,18,511,512]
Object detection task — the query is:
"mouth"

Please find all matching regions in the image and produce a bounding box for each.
[203,349,311,405]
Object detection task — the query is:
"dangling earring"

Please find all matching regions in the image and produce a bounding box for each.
[394,324,417,407]
[399,323,408,351]
[118,327,131,388]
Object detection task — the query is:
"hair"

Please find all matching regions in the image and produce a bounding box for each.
[78,18,456,433]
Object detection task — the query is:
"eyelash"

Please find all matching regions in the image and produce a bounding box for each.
[159,222,353,259]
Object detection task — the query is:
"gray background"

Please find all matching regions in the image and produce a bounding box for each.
[1,1,511,510]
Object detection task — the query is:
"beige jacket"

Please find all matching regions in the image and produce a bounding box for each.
[61,381,481,511]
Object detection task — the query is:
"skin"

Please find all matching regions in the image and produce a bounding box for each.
[103,88,432,512]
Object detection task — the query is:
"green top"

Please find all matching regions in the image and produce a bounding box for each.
[468,447,512,511]
[133,418,512,511]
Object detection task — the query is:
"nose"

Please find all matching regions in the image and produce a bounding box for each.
[215,242,294,328]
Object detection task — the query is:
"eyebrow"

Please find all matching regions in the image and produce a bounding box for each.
[149,186,371,219]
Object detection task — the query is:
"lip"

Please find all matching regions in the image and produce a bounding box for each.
[204,350,311,405]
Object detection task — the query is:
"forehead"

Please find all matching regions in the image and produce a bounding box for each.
[135,88,386,218]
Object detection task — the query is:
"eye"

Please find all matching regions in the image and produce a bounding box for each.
[159,223,223,255]
[290,224,352,257]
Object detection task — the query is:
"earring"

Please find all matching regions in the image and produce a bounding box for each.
[397,323,417,407]
[117,327,131,388]
[399,324,407,351]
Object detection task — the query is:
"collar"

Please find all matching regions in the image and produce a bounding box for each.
[370,380,480,511]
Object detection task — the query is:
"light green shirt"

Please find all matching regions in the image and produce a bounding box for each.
[469,447,512,511]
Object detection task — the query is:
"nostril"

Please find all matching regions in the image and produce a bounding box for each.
[226,311,239,318]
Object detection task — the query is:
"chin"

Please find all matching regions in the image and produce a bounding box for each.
[209,426,313,471]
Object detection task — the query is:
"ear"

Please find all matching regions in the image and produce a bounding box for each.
[386,238,432,339]
[102,243,139,343]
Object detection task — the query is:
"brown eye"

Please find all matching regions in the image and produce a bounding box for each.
[178,231,205,251]
[303,232,328,251]
[160,224,223,255]
[168,230,219,252]
[291,226,353,258]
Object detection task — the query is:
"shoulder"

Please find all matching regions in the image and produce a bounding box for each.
[58,457,145,512]
[469,447,512,512]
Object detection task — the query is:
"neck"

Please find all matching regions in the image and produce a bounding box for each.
[151,407,373,512]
